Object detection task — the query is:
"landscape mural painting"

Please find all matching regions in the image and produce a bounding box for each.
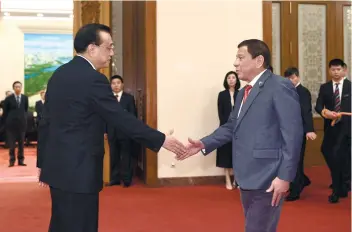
[24,33,73,108]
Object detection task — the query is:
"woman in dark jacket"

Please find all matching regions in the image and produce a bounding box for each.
[217,71,240,190]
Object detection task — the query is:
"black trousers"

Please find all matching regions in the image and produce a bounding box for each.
[6,127,25,164]
[109,139,133,183]
[290,136,310,195]
[49,187,99,232]
[322,123,350,194]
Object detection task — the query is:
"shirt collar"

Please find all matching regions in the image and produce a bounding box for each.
[113,91,123,97]
[77,55,96,70]
[248,69,266,87]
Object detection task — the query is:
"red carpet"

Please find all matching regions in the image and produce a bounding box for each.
[0,148,350,232]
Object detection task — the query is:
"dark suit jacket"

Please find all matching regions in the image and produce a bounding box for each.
[107,92,137,141]
[0,100,5,110]
[296,84,314,133]
[218,90,238,125]
[37,56,165,194]
[315,79,351,135]
[35,100,44,121]
[2,94,28,131]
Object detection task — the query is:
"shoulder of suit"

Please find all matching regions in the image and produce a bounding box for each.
[219,90,227,95]
[89,71,110,83]
[269,73,293,89]
[321,80,332,87]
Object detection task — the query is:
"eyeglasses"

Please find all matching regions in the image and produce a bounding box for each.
[94,44,114,52]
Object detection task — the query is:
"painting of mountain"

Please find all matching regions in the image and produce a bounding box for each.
[24,33,73,99]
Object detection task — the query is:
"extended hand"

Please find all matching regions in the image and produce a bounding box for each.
[162,129,186,156]
[266,177,289,206]
[176,138,204,160]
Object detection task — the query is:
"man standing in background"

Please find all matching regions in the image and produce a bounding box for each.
[35,90,46,123]
[284,67,316,201]
[106,75,137,187]
[315,59,351,203]
[2,81,28,167]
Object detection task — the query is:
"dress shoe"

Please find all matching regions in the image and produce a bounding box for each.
[303,179,311,187]
[106,180,121,186]
[123,181,132,188]
[286,192,300,201]
[18,163,27,166]
[339,188,348,198]
[8,163,14,167]
[328,193,339,203]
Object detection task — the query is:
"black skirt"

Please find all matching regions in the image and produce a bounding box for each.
[216,142,232,168]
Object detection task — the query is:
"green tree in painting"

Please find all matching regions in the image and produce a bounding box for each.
[24,33,73,101]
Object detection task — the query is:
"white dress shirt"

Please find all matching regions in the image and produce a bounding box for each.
[14,94,21,104]
[114,91,123,101]
[237,69,266,117]
[332,77,346,101]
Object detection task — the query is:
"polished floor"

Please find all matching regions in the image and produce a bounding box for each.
[0,147,350,232]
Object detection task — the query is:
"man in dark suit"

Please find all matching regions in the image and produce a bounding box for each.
[315,58,351,203]
[284,67,316,201]
[178,39,303,232]
[0,91,12,146]
[106,75,137,187]
[37,23,185,232]
[35,90,45,123]
[2,81,28,167]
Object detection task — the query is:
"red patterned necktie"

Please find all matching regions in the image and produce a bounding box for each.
[242,85,253,103]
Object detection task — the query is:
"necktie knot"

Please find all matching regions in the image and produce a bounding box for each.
[245,85,252,92]
[242,85,252,103]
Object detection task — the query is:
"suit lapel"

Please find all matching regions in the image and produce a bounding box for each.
[234,71,271,131]
[328,81,334,104]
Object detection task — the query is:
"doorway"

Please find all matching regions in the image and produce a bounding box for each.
[111,1,158,186]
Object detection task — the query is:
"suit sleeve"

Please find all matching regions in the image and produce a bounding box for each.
[1,98,9,124]
[200,106,236,155]
[273,80,303,182]
[130,96,137,117]
[25,96,28,112]
[301,89,314,133]
[90,75,165,152]
[315,84,324,116]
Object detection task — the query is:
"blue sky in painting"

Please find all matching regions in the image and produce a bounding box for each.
[24,33,73,57]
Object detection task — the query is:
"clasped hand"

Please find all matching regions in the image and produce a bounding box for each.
[162,130,203,160]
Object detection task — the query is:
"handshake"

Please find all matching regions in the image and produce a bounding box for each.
[161,129,204,160]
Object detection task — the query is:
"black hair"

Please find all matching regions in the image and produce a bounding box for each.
[223,71,240,91]
[74,23,112,54]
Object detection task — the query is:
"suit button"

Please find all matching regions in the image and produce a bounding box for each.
[235,136,238,140]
